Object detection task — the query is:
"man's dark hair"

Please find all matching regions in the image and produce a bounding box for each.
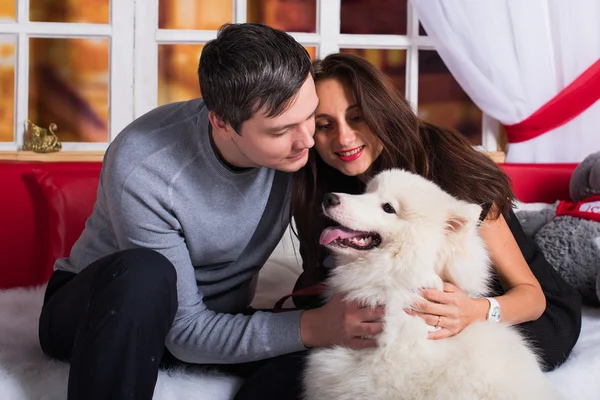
[199,23,313,133]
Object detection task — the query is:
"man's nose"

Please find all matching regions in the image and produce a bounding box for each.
[295,121,315,149]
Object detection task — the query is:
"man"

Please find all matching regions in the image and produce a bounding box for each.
[38,23,384,400]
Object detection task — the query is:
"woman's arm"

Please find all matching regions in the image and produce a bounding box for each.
[477,212,546,324]
[408,208,546,339]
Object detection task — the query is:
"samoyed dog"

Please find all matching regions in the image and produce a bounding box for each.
[303,169,563,400]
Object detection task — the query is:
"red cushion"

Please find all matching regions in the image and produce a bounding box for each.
[0,161,101,288]
[0,160,580,290]
[29,169,100,281]
[499,163,578,203]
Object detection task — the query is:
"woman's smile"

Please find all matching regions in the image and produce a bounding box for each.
[335,145,365,162]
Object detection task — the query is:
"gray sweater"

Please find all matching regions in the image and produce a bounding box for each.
[55,99,306,364]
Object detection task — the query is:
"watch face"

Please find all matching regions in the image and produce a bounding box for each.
[491,306,501,321]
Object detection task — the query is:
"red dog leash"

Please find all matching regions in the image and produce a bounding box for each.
[273,283,328,312]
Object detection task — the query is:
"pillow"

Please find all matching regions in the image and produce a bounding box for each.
[29,168,101,276]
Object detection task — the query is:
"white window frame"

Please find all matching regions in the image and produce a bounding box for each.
[135,0,499,151]
[2,0,500,153]
[0,0,134,152]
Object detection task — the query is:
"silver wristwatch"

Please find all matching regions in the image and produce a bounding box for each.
[485,297,501,322]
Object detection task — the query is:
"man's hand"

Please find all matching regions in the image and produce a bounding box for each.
[300,293,384,349]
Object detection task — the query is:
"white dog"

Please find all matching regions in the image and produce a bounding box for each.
[303,169,564,400]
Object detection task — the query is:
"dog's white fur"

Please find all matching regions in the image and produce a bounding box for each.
[303,169,564,400]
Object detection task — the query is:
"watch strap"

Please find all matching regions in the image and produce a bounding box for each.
[485,297,501,322]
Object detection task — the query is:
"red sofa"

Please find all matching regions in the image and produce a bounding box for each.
[0,161,102,289]
[0,160,579,290]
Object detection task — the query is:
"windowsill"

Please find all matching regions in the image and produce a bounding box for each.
[0,151,105,162]
[485,151,506,163]
[0,150,506,164]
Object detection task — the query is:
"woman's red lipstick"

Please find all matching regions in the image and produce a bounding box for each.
[335,146,364,162]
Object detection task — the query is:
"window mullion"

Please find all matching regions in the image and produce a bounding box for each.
[318,0,340,57]
[110,0,135,142]
[0,23,112,36]
[133,0,159,119]
[338,34,413,49]
[482,114,500,152]
[14,32,28,150]
[234,0,247,23]
[405,1,419,110]
[16,0,28,23]
[11,0,29,150]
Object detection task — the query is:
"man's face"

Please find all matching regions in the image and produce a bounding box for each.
[228,76,319,172]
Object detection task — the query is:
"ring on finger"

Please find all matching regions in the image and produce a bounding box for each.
[434,315,442,328]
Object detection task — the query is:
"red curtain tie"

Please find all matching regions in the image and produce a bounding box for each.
[504,59,600,144]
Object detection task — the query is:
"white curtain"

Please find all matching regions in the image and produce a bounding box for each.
[411,0,600,163]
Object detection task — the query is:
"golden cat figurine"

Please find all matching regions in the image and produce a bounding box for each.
[22,120,62,153]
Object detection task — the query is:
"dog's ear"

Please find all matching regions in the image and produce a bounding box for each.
[445,202,482,234]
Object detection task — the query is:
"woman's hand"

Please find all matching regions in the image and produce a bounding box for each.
[405,282,490,339]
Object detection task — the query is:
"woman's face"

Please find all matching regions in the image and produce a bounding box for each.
[314,78,382,178]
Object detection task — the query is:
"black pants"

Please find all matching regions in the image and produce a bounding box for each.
[39,249,307,400]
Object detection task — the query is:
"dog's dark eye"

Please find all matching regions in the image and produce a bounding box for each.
[382,203,396,214]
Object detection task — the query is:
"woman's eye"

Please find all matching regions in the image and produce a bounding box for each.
[316,123,329,131]
[382,203,396,214]
[349,115,363,123]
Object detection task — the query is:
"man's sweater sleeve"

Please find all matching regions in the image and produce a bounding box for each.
[102,166,307,364]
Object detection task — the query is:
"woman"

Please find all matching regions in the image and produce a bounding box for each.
[291,53,581,372]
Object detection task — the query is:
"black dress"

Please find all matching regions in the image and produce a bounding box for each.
[294,209,582,372]
[491,210,582,371]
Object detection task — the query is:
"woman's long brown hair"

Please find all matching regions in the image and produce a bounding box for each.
[291,53,514,281]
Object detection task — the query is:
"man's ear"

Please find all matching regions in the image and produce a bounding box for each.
[445,202,482,233]
[208,111,234,140]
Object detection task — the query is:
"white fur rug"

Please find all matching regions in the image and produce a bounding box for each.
[0,232,301,400]
[1,230,599,399]
[0,285,244,400]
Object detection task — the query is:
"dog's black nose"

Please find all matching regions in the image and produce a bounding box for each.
[323,193,341,208]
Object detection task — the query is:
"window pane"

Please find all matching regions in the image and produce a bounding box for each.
[341,0,407,35]
[30,0,109,24]
[158,44,317,107]
[159,0,232,30]
[304,46,317,61]
[418,50,482,145]
[29,38,109,142]
[340,48,407,95]
[0,1,16,21]
[158,44,203,106]
[247,0,316,33]
[0,36,15,142]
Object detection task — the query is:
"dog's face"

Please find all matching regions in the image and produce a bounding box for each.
[320,169,483,262]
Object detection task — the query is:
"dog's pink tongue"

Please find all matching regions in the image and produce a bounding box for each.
[320,227,360,245]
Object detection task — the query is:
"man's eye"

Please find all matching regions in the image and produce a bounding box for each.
[316,124,329,131]
[273,130,289,137]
